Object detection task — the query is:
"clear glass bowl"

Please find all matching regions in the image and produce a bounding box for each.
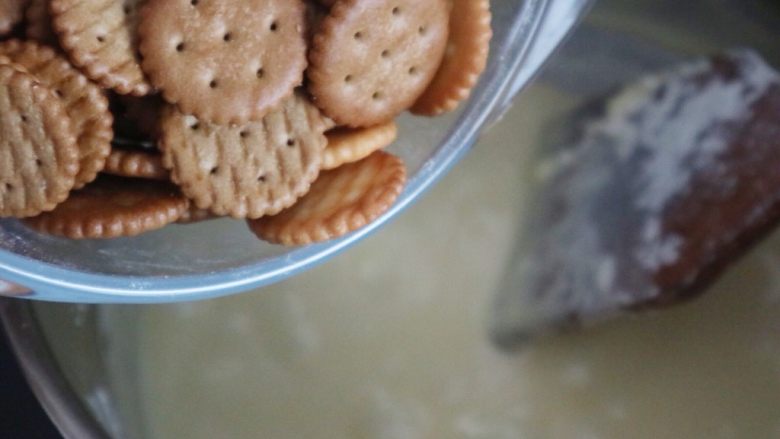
[0,0,592,303]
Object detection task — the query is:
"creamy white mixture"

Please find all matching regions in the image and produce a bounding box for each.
[109,86,780,438]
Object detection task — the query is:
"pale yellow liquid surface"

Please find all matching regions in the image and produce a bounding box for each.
[124,87,780,438]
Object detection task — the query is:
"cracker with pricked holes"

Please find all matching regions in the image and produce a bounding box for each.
[0,0,27,35]
[0,40,113,189]
[25,0,58,46]
[412,0,492,116]
[138,0,308,125]
[103,147,168,180]
[160,92,327,219]
[249,150,406,245]
[308,0,449,127]
[322,120,397,170]
[24,176,189,238]
[0,63,79,217]
[51,0,151,95]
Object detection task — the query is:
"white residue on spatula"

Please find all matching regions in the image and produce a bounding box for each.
[503,50,780,329]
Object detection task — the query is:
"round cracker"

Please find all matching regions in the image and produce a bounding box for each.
[0,64,79,217]
[103,147,168,180]
[0,0,27,35]
[138,0,308,125]
[411,0,492,116]
[160,92,327,219]
[249,150,406,246]
[308,0,449,127]
[25,0,58,46]
[24,176,189,238]
[51,0,151,95]
[0,40,113,189]
[322,120,397,170]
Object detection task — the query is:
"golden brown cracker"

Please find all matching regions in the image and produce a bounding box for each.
[51,0,151,95]
[138,0,308,125]
[103,147,167,180]
[0,63,79,217]
[249,151,406,245]
[322,120,397,170]
[24,176,189,238]
[411,0,492,116]
[0,40,113,188]
[308,0,449,127]
[160,92,327,219]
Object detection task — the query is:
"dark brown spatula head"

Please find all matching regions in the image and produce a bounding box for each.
[492,50,780,348]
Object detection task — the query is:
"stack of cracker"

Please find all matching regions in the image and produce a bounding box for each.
[0,0,491,244]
